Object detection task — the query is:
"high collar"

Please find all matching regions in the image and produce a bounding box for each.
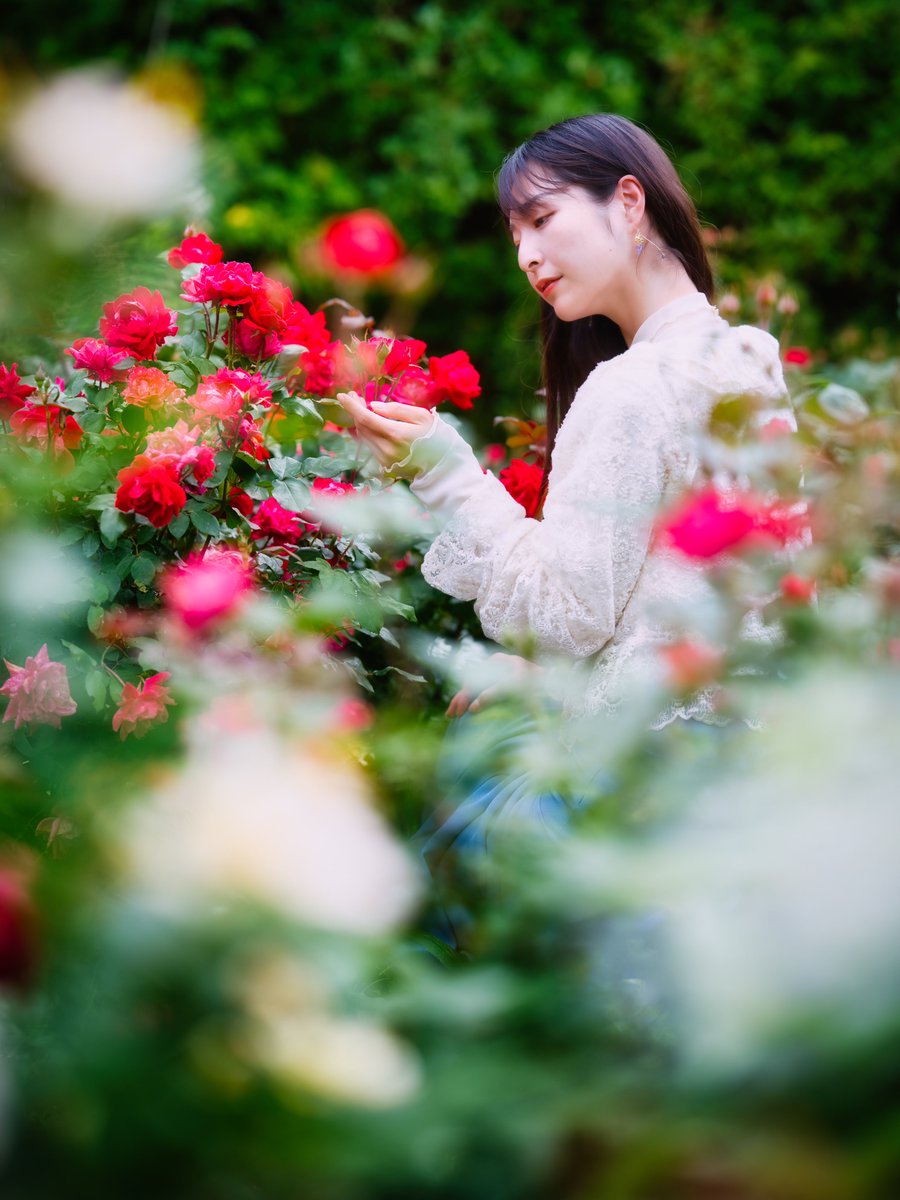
[630,292,726,347]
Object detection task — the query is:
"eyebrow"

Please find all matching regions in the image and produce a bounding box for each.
[507,187,564,229]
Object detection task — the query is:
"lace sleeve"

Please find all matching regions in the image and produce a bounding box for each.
[421,363,676,657]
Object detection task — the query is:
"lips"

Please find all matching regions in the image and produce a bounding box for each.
[536,276,560,297]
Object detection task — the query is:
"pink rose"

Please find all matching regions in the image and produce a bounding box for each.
[320,209,405,276]
[167,231,224,270]
[232,319,283,361]
[112,672,175,739]
[65,338,130,383]
[162,549,254,631]
[191,374,246,420]
[181,261,263,308]
[100,287,177,361]
[1,644,77,730]
[427,349,481,411]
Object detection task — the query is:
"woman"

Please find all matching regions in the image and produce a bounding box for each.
[336,113,789,732]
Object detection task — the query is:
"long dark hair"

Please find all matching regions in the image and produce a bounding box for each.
[497,113,714,499]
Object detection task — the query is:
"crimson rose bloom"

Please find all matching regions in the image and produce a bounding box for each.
[167,231,224,270]
[0,362,36,420]
[499,458,544,518]
[115,454,187,528]
[428,350,481,411]
[783,346,812,369]
[320,210,404,275]
[0,869,37,992]
[659,487,800,559]
[252,496,305,545]
[100,287,177,361]
[112,672,175,739]
[181,261,262,307]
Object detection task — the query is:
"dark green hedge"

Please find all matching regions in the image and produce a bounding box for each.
[3,0,897,422]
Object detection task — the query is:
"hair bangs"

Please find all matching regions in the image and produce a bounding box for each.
[497,149,563,223]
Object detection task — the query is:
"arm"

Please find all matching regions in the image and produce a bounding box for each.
[336,375,673,658]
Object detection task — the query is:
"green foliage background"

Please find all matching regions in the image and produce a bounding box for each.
[2,0,897,428]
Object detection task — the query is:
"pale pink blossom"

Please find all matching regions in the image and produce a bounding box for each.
[1,644,77,730]
[145,420,217,483]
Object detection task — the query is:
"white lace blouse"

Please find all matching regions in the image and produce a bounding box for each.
[406,293,790,724]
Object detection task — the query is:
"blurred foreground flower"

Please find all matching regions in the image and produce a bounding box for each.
[121,721,420,935]
[0,867,37,992]
[320,209,405,276]
[1,644,76,730]
[112,672,175,740]
[6,68,200,219]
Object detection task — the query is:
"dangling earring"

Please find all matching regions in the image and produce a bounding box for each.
[634,231,667,260]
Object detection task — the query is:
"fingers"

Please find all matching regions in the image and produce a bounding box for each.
[370,400,436,428]
[445,691,472,718]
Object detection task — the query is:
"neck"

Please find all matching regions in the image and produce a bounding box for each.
[609,264,701,346]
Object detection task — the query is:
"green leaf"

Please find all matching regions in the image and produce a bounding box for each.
[82,531,100,558]
[270,455,304,480]
[99,506,127,546]
[168,512,190,538]
[131,555,159,586]
[189,508,222,536]
[85,669,110,713]
[272,478,310,512]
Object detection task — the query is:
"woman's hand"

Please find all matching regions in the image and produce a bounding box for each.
[446,653,540,718]
[334,391,436,472]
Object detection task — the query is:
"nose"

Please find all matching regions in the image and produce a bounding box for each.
[517,232,541,274]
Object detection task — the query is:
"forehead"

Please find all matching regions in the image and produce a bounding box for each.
[506,176,568,224]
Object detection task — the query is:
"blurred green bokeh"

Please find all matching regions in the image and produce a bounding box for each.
[2,0,897,433]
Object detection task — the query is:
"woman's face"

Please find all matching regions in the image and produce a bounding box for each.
[509,181,632,323]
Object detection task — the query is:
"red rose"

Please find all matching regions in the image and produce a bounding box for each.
[499,458,544,518]
[0,869,37,992]
[167,231,224,270]
[780,574,816,605]
[659,488,760,559]
[427,349,481,411]
[115,454,187,527]
[100,287,177,361]
[10,402,83,458]
[228,486,254,517]
[390,365,438,408]
[0,362,36,421]
[181,261,262,308]
[783,346,812,369]
[112,672,175,739]
[245,276,294,333]
[282,304,331,355]
[252,496,304,545]
[320,210,404,275]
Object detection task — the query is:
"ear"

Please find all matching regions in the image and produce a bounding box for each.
[616,175,646,232]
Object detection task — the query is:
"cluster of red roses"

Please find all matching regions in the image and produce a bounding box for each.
[0,221,490,740]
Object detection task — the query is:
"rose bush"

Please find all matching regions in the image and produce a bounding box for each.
[0,230,483,741]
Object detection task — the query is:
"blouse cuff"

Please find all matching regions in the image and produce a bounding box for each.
[397,417,488,525]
